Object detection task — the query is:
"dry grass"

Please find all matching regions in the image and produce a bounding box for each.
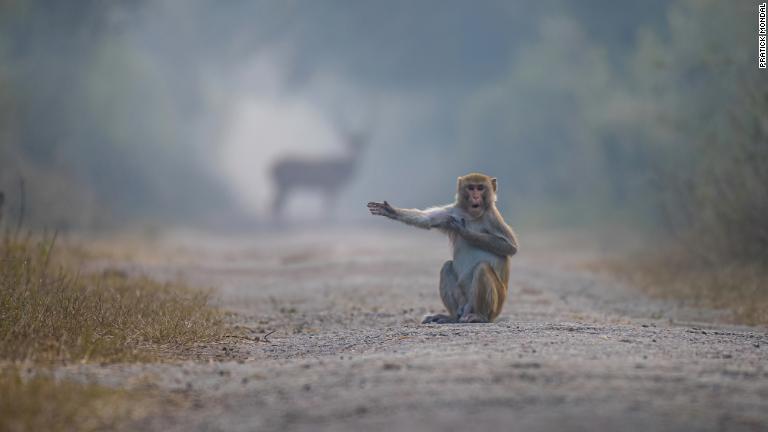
[596,250,768,326]
[0,366,135,432]
[0,234,226,430]
[0,233,228,363]
[0,366,184,432]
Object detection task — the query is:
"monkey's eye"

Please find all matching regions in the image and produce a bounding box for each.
[467,185,476,191]
[477,185,485,191]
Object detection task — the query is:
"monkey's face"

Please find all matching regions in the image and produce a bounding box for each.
[463,182,488,218]
[457,173,498,218]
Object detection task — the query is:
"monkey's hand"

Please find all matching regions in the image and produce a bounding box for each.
[367,201,398,219]
[442,216,467,234]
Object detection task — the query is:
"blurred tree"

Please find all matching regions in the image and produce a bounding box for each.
[0,0,233,229]
[459,17,655,226]
[628,0,766,263]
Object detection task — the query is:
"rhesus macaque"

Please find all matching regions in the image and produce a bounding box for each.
[368,173,518,323]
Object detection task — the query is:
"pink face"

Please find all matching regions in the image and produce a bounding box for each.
[465,183,486,216]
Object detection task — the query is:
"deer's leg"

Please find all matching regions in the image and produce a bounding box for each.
[272,185,289,217]
[324,189,340,218]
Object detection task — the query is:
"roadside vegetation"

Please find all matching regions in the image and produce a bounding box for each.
[632,19,767,325]
[0,233,227,363]
[0,366,138,432]
[604,84,768,325]
[589,3,766,325]
[0,233,229,430]
[635,84,768,326]
[602,251,768,326]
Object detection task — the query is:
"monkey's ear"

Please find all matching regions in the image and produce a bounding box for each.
[491,178,497,192]
[456,176,463,190]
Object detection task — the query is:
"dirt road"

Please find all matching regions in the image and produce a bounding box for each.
[61,228,768,431]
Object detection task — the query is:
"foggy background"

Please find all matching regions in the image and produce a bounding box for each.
[0,1,764,262]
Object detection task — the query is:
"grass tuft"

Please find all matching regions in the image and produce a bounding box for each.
[596,249,768,326]
[0,366,137,432]
[0,234,227,363]
[0,365,186,432]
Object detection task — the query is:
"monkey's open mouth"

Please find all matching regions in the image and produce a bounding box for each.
[471,204,481,209]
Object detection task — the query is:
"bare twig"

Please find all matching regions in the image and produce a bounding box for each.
[42,230,59,271]
[223,334,255,341]
[262,329,277,343]
[15,176,25,237]
[223,329,277,343]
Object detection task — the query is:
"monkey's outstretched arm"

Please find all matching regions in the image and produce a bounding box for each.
[367,201,453,230]
[397,206,455,229]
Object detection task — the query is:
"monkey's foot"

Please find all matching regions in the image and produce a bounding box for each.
[458,313,489,323]
[422,314,457,324]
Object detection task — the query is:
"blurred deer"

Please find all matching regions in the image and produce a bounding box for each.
[270,129,368,218]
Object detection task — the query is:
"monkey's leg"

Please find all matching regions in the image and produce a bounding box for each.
[422,261,465,324]
[459,262,507,323]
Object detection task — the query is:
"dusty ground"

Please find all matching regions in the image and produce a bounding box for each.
[59,227,768,432]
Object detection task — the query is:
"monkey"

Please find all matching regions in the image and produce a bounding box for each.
[367,173,518,324]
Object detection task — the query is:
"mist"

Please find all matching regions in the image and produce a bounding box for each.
[0,0,762,242]
[3,3,768,428]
